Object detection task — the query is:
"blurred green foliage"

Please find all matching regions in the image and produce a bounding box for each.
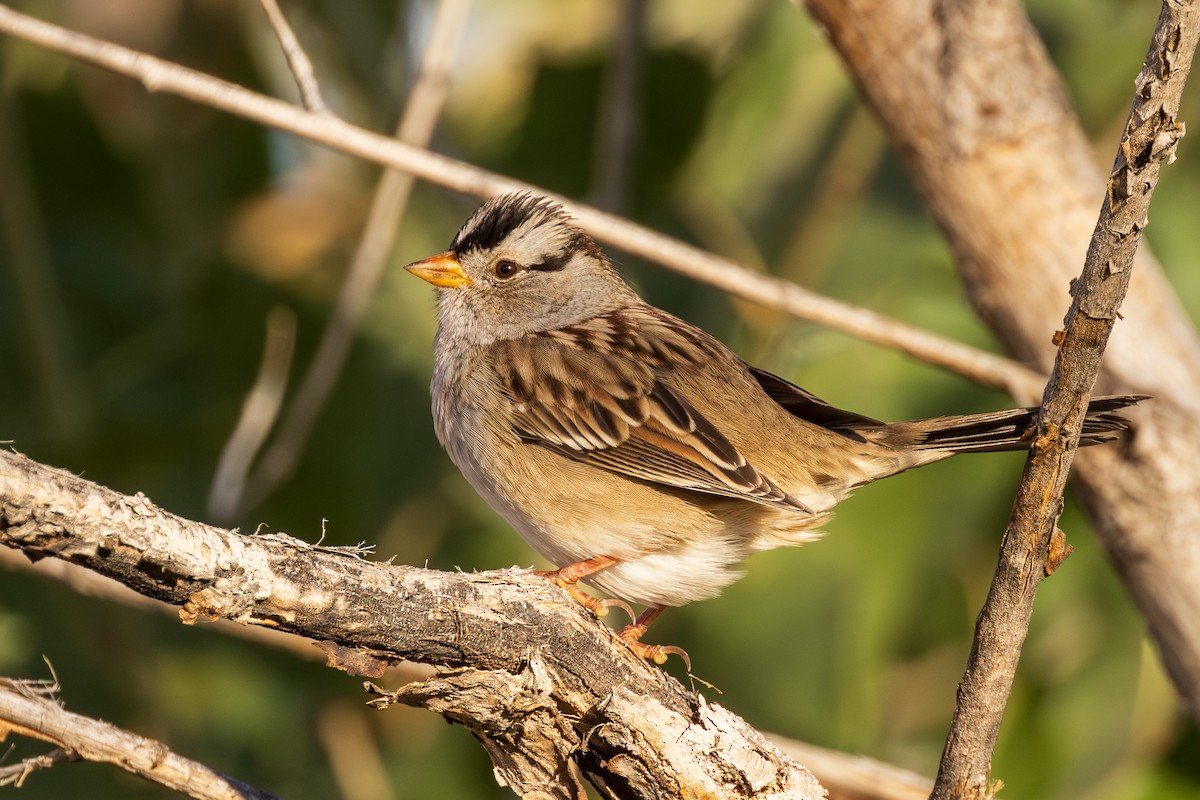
[1,1,1198,798]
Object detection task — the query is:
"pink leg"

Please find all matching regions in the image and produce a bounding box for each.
[535,556,635,623]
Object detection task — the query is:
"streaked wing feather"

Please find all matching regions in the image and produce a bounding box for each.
[542,432,737,493]
[496,308,813,514]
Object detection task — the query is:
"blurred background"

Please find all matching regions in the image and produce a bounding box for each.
[2,0,1198,797]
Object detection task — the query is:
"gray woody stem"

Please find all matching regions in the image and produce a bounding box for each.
[0,674,280,799]
[930,3,1196,797]
[805,0,1200,733]
[212,0,474,519]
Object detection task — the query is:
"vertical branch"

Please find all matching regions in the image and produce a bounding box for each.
[804,0,1200,725]
[208,307,297,521]
[215,0,474,519]
[591,0,646,213]
[932,3,1197,797]
[257,0,329,114]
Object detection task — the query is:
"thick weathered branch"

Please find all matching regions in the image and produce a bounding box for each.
[0,675,279,799]
[0,529,936,800]
[805,0,1200,733]
[0,449,824,799]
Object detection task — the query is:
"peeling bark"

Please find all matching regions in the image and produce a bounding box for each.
[0,449,824,799]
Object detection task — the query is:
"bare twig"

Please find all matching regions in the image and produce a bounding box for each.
[257,0,328,114]
[931,4,1197,797]
[209,306,296,520]
[0,674,281,799]
[0,2,1040,398]
[0,747,72,788]
[226,0,474,518]
[776,103,887,287]
[591,0,646,213]
[0,448,824,799]
[317,702,399,800]
[770,737,932,800]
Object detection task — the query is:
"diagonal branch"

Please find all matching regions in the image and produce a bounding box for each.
[0,508,935,800]
[0,673,280,799]
[804,0,1200,728]
[208,306,297,520]
[931,3,1197,797]
[257,0,328,114]
[0,2,1038,397]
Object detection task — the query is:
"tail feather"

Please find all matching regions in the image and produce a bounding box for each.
[872,394,1146,454]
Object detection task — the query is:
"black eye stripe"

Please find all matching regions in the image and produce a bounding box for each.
[528,250,572,272]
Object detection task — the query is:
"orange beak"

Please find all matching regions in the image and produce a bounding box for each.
[404,252,473,288]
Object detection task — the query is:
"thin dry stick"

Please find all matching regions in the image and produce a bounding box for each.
[316,703,398,800]
[0,3,1040,399]
[0,747,72,788]
[228,0,474,517]
[776,103,887,286]
[257,0,328,114]
[0,675,281,799]
[591,0,646,213]
[932,4,1197,797]
[208,307,296,520]
[771,737,932,800]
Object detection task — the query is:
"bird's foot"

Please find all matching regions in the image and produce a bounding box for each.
[535,556,636,624]
[618,606,691,670]
[543,576,637,623]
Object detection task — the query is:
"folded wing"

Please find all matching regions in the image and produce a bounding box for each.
[493,308,813,514]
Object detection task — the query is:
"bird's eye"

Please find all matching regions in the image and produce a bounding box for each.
[493,259,520,279]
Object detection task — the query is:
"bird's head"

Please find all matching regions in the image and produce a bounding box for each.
[405,193,637,344]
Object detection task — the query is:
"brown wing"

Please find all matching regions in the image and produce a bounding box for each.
[493,307,814,514]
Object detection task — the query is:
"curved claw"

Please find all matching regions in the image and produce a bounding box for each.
[534,557,637,625]
[544,577,636,624]
[623,639,692,671]
[591,596,638,624]
[617,605,691,670]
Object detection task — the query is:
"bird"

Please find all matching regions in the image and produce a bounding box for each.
[405,192,1142,665]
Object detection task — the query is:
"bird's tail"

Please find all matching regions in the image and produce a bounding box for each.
[872,394,1146,454]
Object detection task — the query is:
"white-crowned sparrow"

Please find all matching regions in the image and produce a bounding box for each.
[406,192,1141,664]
